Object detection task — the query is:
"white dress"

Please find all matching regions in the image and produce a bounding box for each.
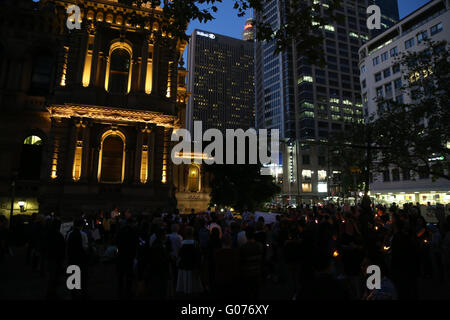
[176,240,203,294]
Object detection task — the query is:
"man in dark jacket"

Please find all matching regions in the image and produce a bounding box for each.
[67,219,88,299]
[239,227,263,299]
[116,215,138,299]
[45,218,66,299]
[391,219,419,300]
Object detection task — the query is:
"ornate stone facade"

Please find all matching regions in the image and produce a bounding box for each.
[0,0,210,218]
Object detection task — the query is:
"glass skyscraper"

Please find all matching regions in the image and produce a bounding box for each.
[254,0,399,204]
[187,30,255,133]
[372,0,400,37]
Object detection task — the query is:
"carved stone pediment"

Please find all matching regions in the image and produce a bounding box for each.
[47,104,181,128]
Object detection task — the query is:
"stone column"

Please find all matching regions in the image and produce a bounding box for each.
[89,26,100,87]
[164,128,173,185]
[66,118,80,182]
[64,30,82,87]
[80,119,91,182]
[97,51,107,90]
[123,147,133,184]
[149,126,158,183]
[158,46,169,98]
[168,52,178,101]
[51,118,68,183]
[74,27,91,86]
[152,36,160,95]
[140,39,149,93]
[46,118,57,182]
[134,125,144,184]
[131,56,141,93]
[91,140,101,183]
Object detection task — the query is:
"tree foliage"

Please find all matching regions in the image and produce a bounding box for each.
[327,122,370,196]
[119,0,342,66]
[325,40,449,190]
[202,139,280,212]
[205,163,280,212]
[373,40,450,180]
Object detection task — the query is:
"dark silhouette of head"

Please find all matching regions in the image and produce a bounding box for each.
[245,226,256,241]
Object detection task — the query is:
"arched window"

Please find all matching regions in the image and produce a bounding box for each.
[30,54,54,95]
[19,135,43,180]
[187,165,200,192]
[108,49,131,94]
[99,132,125,183]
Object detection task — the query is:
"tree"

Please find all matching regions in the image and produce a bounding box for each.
[328,125,367,197]
[205,163,280,212]
[323,120,375,198]
[118,0,342,66]
[324,40,449,199]
[373,40,450,181]
[202,136,281,212]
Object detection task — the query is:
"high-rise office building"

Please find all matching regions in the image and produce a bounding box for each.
[371,0,400,37]
[254,0,399,204]
[359,0,450,205]
[187,30,255,133]
[255,1,296,139]
[243,18,256,41]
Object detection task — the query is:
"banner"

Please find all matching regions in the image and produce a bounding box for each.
[254,212,281,225]
[420,205,439,224]
[60,221,74,238]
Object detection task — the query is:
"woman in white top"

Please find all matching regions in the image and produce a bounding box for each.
[176,226,203,295]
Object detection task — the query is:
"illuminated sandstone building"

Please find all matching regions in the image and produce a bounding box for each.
[0,0,210,218]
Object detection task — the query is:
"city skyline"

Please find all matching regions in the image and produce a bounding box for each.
[185,0,431,40]
[0,0,449,304]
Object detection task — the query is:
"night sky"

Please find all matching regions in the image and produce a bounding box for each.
[185,0,432,40]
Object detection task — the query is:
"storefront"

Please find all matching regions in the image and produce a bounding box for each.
[374,191,450,205]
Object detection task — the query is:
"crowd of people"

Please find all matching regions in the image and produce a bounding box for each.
[1,200,450,300]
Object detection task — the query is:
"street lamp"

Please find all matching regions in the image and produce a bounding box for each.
[18,201,26,213]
